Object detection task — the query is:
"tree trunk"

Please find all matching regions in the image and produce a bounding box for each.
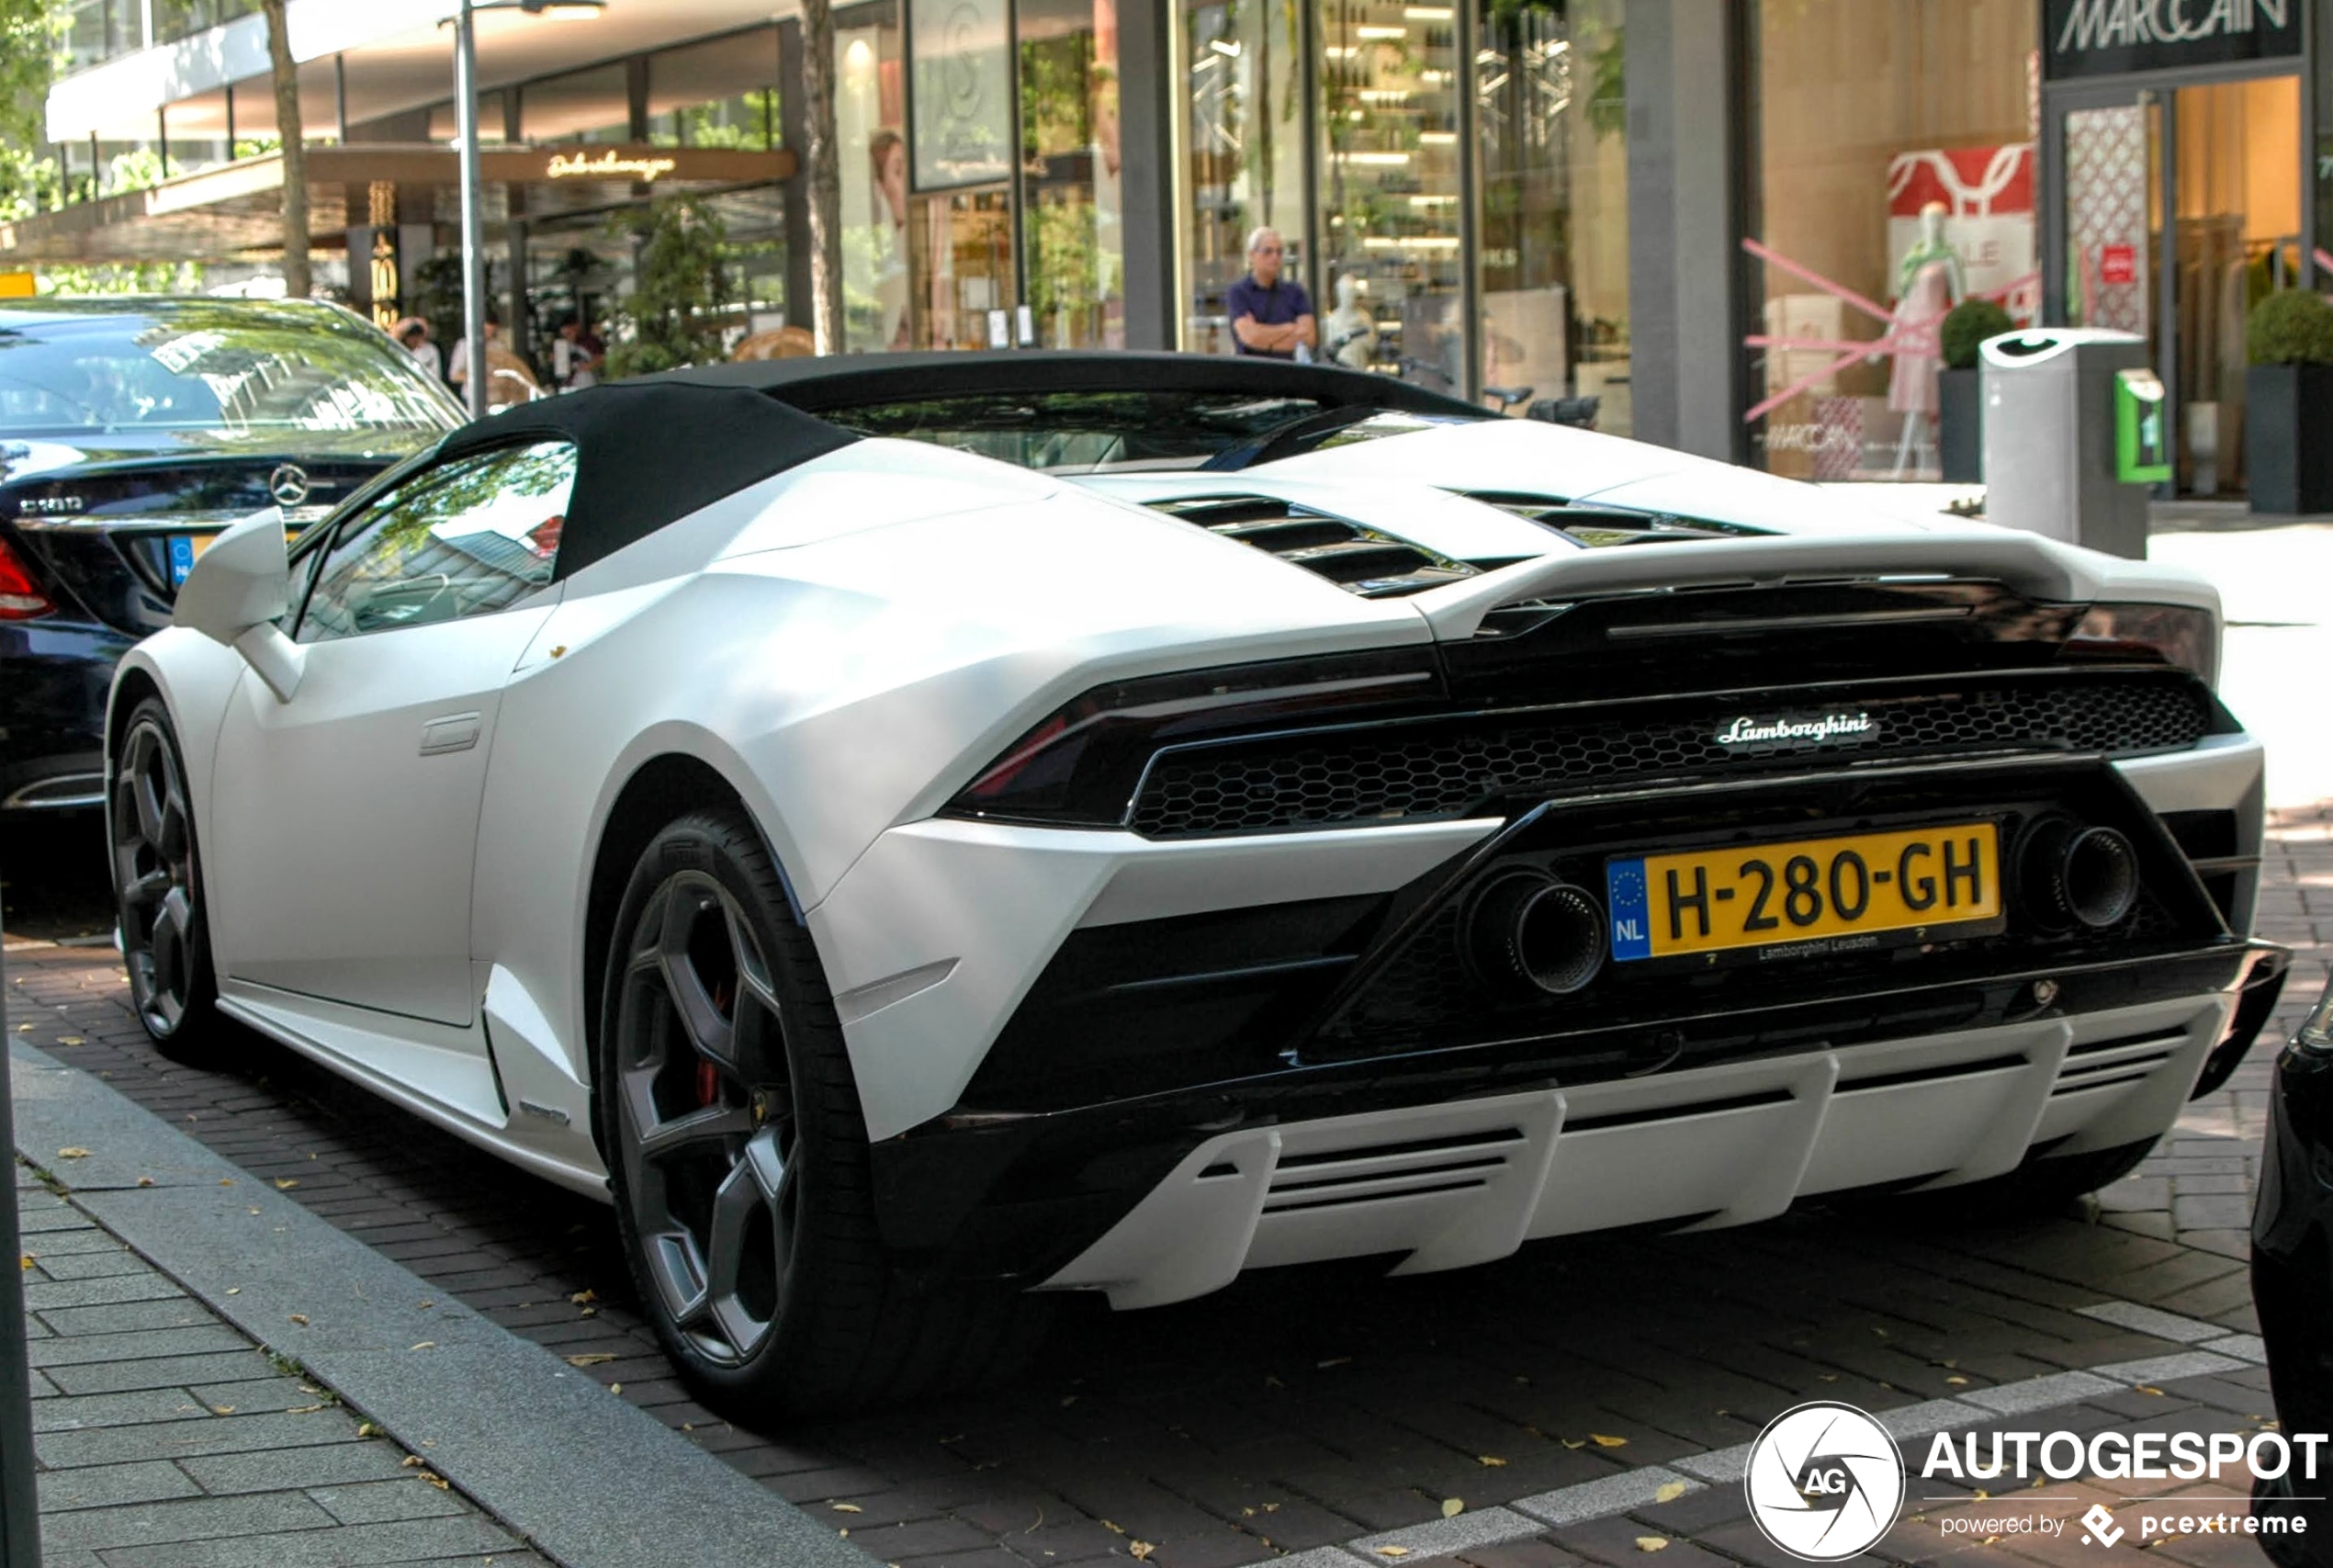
[261,0,310,299]
[800,0,845,354]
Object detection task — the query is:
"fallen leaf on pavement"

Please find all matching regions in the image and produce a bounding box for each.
[1561,1438,1585,1450]
[287,1314,309,1325]
[1477,1456,1506,1468]
[224,1288,238,1295]
[1130,1543,1155,1561]
[17,1256,28,1270]
[609,1383,620,1394]
[1101,1520,1125,1535]
[275,1179,299,1190]
[1374,1549,1410,1560]
[135,1177,153,1188]
[420,1472,450,1490]
[56,1148,87,1159]
[1442,1499,1464,1518]
[409,1342,434,1351]
[1636,1538,1669,1553]
[56,1036,81,1046]
[831,1504,862,1514]
[565,1354,617,1366]
[284,1404,322,1414]
[570,1290,596,1305]
[1944,1375,1968,1386]
[403,1456,425,1468]
[1590,1434,1629,1449]
[2136,1385,2165,1396]
[357,1422,379,1438]
[1655,1482,1688,1503]
[209,1404,234,1415]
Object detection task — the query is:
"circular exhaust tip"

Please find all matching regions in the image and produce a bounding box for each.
[1469,873,1607,996]
[2060,826,2139,930]
[2022,819,2140,931]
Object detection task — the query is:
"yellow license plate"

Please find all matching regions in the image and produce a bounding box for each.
[1606,821,2001,962]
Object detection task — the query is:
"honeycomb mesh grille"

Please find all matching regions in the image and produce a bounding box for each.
[1128,677,2212,839]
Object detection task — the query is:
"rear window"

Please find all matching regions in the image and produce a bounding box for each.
[819,389,1332,471]
[0,307,464,440]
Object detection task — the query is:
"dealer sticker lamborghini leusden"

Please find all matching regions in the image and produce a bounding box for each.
[1606,821,2001,963]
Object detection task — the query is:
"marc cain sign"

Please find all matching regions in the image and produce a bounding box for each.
[2045,0,2301,77]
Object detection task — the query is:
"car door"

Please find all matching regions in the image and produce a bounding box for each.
[208,439,576,1027]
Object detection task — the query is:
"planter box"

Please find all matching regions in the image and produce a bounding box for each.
[2246,364,2333,514]
[1937,367,1982,483]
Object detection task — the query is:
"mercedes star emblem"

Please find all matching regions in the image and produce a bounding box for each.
[267,463,311,507]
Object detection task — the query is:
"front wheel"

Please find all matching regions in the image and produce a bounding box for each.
[109,698,227,1059]
[598,807,1043,1418]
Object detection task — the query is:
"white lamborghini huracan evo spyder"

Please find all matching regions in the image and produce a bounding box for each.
[108,353,2285,1416]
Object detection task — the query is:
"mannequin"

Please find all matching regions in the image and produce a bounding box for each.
[1322,276,1377,370]
[1888,201,1966,478]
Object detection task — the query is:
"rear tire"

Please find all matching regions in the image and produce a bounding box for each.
[1888,1136,2159,1225]
[109,698,229,1061]
[597,807,1043,1419]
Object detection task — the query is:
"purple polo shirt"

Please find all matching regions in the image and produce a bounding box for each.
[1226,275,1314,357]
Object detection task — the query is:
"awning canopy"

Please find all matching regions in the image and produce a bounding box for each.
[0,142,795,265]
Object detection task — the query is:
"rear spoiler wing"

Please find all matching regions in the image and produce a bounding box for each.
[1408,526,2218,641]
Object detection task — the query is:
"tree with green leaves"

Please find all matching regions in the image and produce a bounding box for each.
[603,196,729,378]
[803,0,844,354]
[0,0,65,223]
[259,0,310,298]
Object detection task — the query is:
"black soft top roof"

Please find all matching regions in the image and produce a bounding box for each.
[430,352,1474,580]
[654,350,1487,419]
[434,378,854,580]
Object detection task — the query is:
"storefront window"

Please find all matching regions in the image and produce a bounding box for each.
[152,0,254,48]
[1749,0,2038,480]
[1020,0,1127,347]
[648,29,781,150]
[1473,0,1629,433]
[837,1,908,350]
[1180,0,1307,352]
[910,188,1018,348]
[1318,0,1461,389]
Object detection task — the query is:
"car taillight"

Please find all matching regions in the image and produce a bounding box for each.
[2067,602,2217,687]
[945,648,1444,827]
[0,536,52,619]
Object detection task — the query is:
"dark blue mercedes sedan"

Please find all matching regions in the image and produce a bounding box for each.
[0,296,464,813]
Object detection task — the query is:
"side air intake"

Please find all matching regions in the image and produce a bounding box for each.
[1151,495,1477,598]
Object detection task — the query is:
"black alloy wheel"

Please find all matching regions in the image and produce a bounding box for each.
[609,860,801,1368]
[110,698,223,1054]
[599,807,1049,1418]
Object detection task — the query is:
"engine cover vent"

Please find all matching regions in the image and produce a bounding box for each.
[1151,494,1477,598]
[1462,491,1775,548]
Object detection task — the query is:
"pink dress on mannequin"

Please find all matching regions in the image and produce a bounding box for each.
[1888,258,1955,417]
[1885,258,1959,415]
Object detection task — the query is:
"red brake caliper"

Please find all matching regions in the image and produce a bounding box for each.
[695,978,735,1108]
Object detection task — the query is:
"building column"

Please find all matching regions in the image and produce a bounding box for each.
[777,17,814,334]
[1625,0,1744,463]
[1115,0,1176,350]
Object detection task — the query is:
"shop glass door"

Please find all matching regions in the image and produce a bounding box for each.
[2167,76,2302,497]
[2057,73,2303,497]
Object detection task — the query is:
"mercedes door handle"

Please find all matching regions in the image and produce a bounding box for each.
[419,712,483,756]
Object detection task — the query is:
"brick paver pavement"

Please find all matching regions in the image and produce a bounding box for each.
[3,811,2320,1568]
[14,1160,547,1567]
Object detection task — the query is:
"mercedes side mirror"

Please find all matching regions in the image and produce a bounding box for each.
[173,510,306,702]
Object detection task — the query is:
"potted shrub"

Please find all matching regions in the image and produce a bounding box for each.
[1937,298,2012,483]
[2246,288,2333,514]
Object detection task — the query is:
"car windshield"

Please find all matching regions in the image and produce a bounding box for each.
[0,306,464,439]
[819,389,1337,471]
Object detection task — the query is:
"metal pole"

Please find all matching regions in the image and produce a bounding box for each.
[0,871,43,1568]
[456,0,490,417]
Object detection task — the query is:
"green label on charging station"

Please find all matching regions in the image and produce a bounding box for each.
[2116,367,2171,484]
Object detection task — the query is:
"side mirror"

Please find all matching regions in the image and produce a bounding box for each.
[173,510,306,702]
